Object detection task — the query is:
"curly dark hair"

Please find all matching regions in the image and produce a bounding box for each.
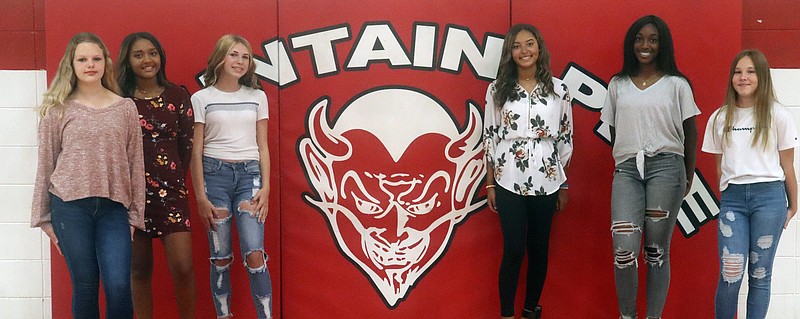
[492,24,556,107]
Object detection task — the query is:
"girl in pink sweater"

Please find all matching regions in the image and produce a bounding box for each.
[31,32,145,319]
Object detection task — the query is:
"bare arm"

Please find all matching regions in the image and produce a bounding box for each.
[485,166,497,212]
[683,117,698,194]
[252,119,271,222]
[190,123,216,230]
[780,148,797,228]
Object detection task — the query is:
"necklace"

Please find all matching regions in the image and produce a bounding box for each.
[136,86,162,99]
[639,73,661,87]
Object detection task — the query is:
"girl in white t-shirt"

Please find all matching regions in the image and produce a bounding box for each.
[702,49,798,319]
[190,34,272,319]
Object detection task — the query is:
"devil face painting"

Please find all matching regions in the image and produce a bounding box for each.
[298,87,485,306]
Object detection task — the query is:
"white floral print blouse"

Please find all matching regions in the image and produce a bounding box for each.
[483,78,573,196]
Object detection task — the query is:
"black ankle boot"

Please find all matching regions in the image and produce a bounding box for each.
[521,305,542,319]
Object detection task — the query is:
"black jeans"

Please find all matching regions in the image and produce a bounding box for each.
[496,186,558,317]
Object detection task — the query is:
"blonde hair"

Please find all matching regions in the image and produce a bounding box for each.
[39,32,119,117]
[202,34,261,89]
[714,50,776,149]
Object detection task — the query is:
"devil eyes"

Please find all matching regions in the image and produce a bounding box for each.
[355,195,383,215]
[352,192,437,217]
[406,196,437,215]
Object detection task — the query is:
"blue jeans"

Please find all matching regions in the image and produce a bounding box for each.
[715,181,787,319]
[202,156,272,319]
[50,194,133,319]
[610,153,686,319]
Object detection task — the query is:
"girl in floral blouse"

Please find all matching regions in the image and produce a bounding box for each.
[117,32,196,319]
[483,24,573,319]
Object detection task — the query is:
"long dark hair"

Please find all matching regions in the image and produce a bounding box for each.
[614,15,689,84]
[117,32,172,98]
[493,24,555,107]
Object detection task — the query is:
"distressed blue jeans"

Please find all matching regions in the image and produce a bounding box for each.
[715,181,786,319]
[610,153,686,319]
[203,156,273,319]
[50,194,133,319]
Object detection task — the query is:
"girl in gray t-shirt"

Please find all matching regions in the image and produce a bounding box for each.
[600,15,700,319]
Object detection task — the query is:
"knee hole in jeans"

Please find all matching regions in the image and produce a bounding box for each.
[721,247,744,283]
[611,221,640,236]
[211,257,233,269]
[645,209,668,222]
[245,250,268,273]
[643,244,664,267]
[614,249,637,269]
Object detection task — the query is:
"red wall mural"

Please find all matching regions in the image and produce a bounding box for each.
[44,0,742,317]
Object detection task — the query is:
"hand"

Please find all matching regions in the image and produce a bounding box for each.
[487,188,497,213]
[251,187,270,223]
[556,189,569,211]
[786,207,797,229]
[130,226,136,241]
[684,178,693,197]
[41,224,62,256]
[197,198,218,231]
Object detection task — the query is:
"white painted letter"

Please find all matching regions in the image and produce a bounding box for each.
[254,39,299,87]
[291,26,350,76]
[346,23,411,69]
[412,24,437,69]
[440,27,503,80]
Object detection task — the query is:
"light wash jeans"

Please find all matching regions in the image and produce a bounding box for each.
[50,194,133,319]
[203,156,273,319]
[610,153,686,319]
[715,181,786,319]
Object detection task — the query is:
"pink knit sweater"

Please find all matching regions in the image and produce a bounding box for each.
[30,98,146,229]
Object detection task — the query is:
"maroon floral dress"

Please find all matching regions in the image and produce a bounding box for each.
[134,85,194,237]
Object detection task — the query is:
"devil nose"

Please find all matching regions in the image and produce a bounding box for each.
[382,204,411,242]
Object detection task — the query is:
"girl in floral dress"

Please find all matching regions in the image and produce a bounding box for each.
[117,32,196,319]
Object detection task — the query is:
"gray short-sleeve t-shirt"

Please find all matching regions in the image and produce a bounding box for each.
[601,75,700,166]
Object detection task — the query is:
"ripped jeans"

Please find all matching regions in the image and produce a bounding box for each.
[715,181,786,319]
[203,156,272,319]
[610,153,686,319]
